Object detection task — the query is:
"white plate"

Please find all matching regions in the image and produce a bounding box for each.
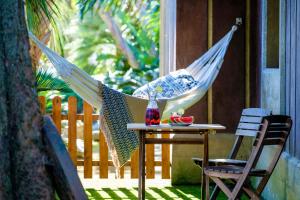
[169,123,193,126]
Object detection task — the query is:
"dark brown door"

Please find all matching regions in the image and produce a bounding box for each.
[176,0,259,132]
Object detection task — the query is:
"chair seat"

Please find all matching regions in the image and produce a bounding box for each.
[204,165,267,179]
[192,157,247,167]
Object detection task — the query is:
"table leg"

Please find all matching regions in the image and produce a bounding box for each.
[138,131,146,200]
[201,131,209,200]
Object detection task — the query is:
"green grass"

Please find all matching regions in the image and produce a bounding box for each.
[85,185,230,200]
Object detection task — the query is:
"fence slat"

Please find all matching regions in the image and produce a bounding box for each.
[146,134,155,179]
[162,133,170,179]
[60,114,99,121]
[131,150,139,178]
[38,96,46,114]
[99,130,108,178]
[68,97,77,165]
[76,160,162,166]
[84,101,93,178]
[52,96,61,134]
[40,95,173,180]
[120,166,125,178]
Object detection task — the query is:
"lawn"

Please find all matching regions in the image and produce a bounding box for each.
[85,185,229,200]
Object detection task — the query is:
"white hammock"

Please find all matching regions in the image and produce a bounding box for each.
[29,25,237,120]
[29,26,237,168]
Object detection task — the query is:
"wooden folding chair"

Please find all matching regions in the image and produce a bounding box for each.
[204,115,292,200]
[193,108,271,199]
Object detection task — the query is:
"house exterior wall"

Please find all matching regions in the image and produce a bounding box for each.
[175,0,256,132]
[172,0,209,184]
[171,0,300,197]
[257,149,300,200]
[258,0,300,199]
[172,0,258,184]
[176,0,208,124]
[261,69,280,114]
[259,69,300,200]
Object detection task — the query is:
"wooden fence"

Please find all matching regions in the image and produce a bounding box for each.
[39,96,171,179]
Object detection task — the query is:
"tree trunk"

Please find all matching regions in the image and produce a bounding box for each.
[0,0,54,199]
[99,9,140,69]
[0,9,13,199]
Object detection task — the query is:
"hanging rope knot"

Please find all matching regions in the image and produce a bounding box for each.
[232,25,238,31]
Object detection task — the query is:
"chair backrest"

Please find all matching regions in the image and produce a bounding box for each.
[245,115,292,194]
[236,108,272,137]
[228,108,271,159]
[230,115,292,198]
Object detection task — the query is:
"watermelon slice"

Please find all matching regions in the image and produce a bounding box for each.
[169,116,194,125]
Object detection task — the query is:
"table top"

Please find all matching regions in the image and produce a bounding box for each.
[127,123,225,131]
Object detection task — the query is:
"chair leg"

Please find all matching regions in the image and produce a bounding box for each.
[242,186,260,200]
[209,185,221,200]
[205,175,210,200]
[210,177,232,198]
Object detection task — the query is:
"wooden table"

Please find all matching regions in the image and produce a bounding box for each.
[127,123,225,200]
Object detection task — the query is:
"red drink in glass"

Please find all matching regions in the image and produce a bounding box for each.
[145,108,160,125]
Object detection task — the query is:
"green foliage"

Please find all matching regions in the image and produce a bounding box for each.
[26,0,59,33]
[64,12,115,75]
[25,1,82,112]
[36,68,83,112]
[25,0,67,54]
[27,0,160,100]
[65,0,160,94]
[77,0,97,18]
[36,69,72,93]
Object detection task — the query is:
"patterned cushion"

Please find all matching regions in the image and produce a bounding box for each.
[133,69,199,99]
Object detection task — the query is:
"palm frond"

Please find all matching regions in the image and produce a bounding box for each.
[36,68,73,93]
[25,0,71,55]
[36,68,83,113]
[26,0,59,34]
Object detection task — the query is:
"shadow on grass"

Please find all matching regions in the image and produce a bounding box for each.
[149,187,174,200]
[101,188,123,199]
[86,186,201,199]
[164,186,201,199]
[85,189,104,199]
[118,188,137,199]
[86,185,244,199]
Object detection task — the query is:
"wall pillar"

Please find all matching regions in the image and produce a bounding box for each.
[159,0,177,76]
